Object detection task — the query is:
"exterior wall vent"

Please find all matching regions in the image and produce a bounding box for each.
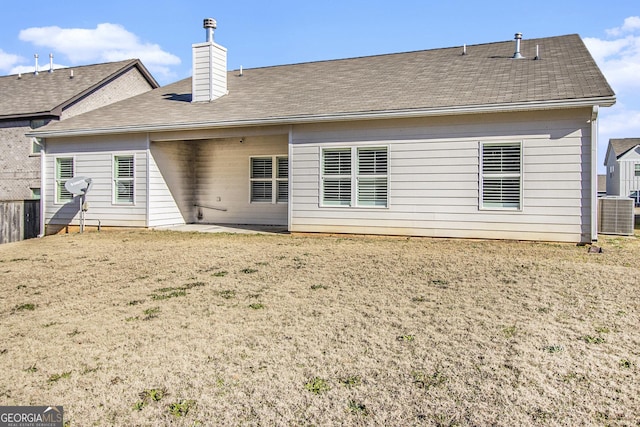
[598,197,635,235]
[192,18,227,103]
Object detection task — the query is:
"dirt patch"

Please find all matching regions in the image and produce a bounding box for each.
[0,230,638,425]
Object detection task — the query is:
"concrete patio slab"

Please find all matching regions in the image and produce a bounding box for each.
[158,224,289,235]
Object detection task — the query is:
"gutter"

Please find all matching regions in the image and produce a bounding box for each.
[28,96,616,138]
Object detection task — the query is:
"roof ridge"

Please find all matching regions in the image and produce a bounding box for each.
[228,33,580,73]
[0,58,138,79]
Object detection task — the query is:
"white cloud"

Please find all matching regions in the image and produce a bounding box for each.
[597,106,640,169]
[0,49,22,73]
[584,17,640,171]
[599,106,640,137]
[605,16,640,37]
[18,23,180,81]
[584,34,640,93]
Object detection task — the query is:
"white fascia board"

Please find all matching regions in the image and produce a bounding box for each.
[28,96,617,138]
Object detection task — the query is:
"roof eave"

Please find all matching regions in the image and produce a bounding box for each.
[29,96,617,138]
[0,111,59,121]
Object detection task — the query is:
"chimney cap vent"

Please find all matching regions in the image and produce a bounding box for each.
[203,18,217,29]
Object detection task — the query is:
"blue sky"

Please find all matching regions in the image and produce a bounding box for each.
[1,0,639,171]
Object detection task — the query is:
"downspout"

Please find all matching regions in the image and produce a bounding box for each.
[38,139,46,238]
[590,105,599,242]
[288,126,293,232]
[145,133,150,228]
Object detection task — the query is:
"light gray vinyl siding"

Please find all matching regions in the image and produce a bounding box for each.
[605,146,620,196]
[290,109,593,243]
[193,135,288,225]
[191,42,227,102]
[148,142,193,227]
[615,148,640,198]
[44,135,148,229]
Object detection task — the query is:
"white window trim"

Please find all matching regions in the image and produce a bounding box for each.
[112,154,135,205]
[320,147,352,207]
[54,156,75,205]
[29,137,43,157]
[249,155,288,204]
[320,146,389,209]
[479,141,523,211]
[634,163,640,177]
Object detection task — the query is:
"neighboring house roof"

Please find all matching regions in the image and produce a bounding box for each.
[33,34,615,137]
[0,59,159,120]
[607,138,640,163]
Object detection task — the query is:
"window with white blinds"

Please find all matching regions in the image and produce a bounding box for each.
[322,147,388,207]
[276,156,288,203]
[357,148,388,207]
[250,156,288,203]
[322,149,352,206]
[114,155,134,204]
[480,142,522,209]
[55,157,74,203]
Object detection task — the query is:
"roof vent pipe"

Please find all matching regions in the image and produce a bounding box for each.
[34,54,39,75]
[49,53,54,73]
[512,33,524,59]
[204,18,217,42]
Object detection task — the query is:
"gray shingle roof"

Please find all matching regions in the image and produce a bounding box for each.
[0,59,158,119]
[34,34,615,136]
[609,138,640,159]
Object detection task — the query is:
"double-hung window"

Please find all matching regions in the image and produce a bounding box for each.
[55,157,74,203]
[635,163,640,177]
[250,156,288,203]
[322,147,388,207]
[322,149,352,206]
[480,142,522,210]
[114,155,134,204]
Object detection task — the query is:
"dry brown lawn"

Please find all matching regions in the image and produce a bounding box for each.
[0,230,639,426]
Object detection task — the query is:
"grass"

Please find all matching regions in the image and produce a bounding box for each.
[48,371,71,383]
[305,377,330,394]
[13,303,36,312]
[168,399,196,417]
[0,230,638,425]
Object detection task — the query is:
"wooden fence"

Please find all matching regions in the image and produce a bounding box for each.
[0,200,40,244]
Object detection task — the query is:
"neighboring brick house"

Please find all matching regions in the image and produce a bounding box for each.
[0,59,158,201]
